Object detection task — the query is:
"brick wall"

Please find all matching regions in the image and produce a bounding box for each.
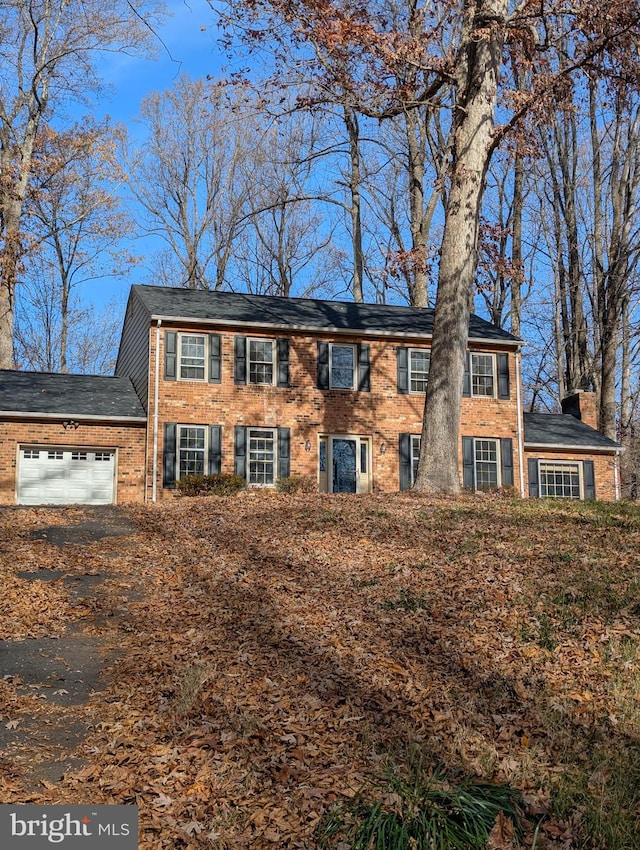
[0,419,147,504]
[148,325,521,498]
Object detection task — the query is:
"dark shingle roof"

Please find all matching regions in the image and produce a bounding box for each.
[131,285,521,345]
[524,413,619,450]
[0,371,146,420]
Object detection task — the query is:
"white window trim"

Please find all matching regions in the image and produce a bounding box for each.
[177,424,207,480]
[473,437,501,490]
[247,338,275,386]
[538,460,583,499]
[178,333,207,382]
[470,353,496,398]
[247,427,277,486]
[329,343,356,390]
[409,348,431,394]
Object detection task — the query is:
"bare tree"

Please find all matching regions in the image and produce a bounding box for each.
[234,117,337,297]
[127,76,257,290]
[0,0,163,367]
[20,120,134,372]
[588,82,640,440]
[14,264,121,374]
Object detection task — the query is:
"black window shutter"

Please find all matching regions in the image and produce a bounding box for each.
[163,423,177,488]
[397,347,409,394]
[358,343,370,392]
[498,353,510,399]
[164,331,177,380]
[584,460,596,499]
[278,427,290,479]
[277,338,290,387]
[528,458,539,498]
[399,433,411,491]
[463,353,471,397]
[317,341,329,389]
[208,425,221,475]
[209,334,221,383]
[500,438,514,487]
[462,436,475,489]
[234,336,247,384]
[234,426,246,478]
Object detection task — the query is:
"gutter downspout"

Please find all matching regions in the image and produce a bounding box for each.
[152,319,162,503]
[515,350,526,498]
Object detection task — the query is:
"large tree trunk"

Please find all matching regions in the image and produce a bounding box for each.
[415,0,507,494]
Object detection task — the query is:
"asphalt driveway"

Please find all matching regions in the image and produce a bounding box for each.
[0,506,141,788]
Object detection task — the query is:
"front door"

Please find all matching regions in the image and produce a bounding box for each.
[332,438,358,493]
[319,435,372,493]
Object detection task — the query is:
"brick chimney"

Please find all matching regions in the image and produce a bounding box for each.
[561,390,598,430]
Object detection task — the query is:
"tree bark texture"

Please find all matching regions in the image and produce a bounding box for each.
[415,0,508,494]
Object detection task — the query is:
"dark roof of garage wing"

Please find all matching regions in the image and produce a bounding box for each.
[0,370,147,420]
[130,284,523,345]
[524,413,620,451]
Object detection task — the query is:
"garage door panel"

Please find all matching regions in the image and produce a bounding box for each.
[17,447,115,505]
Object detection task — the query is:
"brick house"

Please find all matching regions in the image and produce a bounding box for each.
[0,284,621,504]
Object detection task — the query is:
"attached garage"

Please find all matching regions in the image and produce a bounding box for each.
[17,447,116,505]
[0,370,147,506]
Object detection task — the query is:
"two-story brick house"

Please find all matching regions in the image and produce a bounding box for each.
[0,284,621,504]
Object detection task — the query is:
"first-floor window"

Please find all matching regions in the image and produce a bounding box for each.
[178,426,206,478]
[474,439,499,489]
[411,435,421,485]
[462,436,513,491]
[539,461,581,499]
[248,428,275,485]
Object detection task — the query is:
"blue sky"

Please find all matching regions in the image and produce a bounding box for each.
[83,0,229,313]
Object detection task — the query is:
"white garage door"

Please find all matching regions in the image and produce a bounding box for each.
[17,447,115,505]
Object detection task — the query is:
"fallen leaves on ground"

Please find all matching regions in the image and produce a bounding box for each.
[1,493,639,849]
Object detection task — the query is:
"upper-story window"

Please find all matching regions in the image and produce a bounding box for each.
[235,336,289,387]
[164,331,221,383]
[410,349,431,393]
[248,339,274,384]
[317,342,370,392]
[330,344,355,389]
[471,353,495,397]
[179,334,206,381]
[397,346,430,394]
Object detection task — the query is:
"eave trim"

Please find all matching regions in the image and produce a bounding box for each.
[148,313,524,348]
[0,411,148,423]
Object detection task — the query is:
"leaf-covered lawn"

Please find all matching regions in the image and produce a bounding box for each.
[1,494,639,849]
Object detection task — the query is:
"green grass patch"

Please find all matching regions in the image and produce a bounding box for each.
[317,760,523,850]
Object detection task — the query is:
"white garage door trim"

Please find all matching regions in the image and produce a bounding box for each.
[17,446,116,505]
